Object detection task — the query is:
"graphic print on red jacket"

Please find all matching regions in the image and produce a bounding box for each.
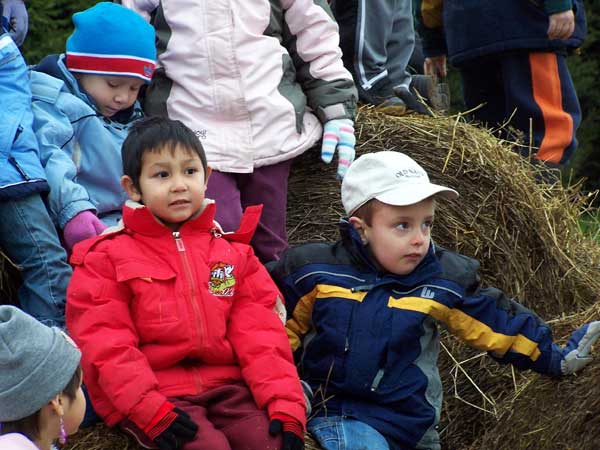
[66,200,306,431]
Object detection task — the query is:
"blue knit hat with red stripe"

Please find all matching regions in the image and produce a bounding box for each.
[66,2,156,83]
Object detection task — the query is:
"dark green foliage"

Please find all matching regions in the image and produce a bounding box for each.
[21,0,98,64]
[567,6,600,196]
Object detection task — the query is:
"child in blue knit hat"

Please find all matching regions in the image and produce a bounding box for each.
[29,2,156,251]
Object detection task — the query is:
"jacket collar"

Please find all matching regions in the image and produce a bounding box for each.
[338,218,442,286]
[122,199,219,237]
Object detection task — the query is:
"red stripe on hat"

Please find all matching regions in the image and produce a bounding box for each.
[66,53,155,81]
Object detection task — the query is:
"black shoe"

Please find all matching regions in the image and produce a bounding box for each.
[394,85,431,116]
[357,83,407,115]
[408,74,451,113]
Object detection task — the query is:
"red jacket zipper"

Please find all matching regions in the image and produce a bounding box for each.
[173,231,206,392]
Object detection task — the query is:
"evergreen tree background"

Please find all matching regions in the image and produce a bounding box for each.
[21,0,97,64]
[21,0,600,196]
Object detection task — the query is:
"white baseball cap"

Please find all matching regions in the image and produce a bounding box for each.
[341,151,459,215]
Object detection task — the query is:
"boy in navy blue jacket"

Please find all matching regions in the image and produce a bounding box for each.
[268,151,600,450]
[415,0,584,168]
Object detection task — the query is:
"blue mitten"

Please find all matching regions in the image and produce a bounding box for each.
[1,0,28,46]
[321,119,356,180]
[560,321,600,375]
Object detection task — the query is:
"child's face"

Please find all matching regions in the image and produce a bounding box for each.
[63,383,86,436]
[124,145,209,229]
[77,74,143,117]
[351,198,435,275]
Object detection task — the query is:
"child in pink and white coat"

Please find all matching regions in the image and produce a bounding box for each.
[118,0,358,263]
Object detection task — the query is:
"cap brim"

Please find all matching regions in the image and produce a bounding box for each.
[376,183,458,207]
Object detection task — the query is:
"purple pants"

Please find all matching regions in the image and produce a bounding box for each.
[170,384,281,450]
[206,159,293,263]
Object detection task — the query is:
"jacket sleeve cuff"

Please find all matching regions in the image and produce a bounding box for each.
[544,0,573,14]
[58,200,97,229]
[267,399,307,431]
[129,391,172,431]
[422,30,448,59]
[315,102,356,123]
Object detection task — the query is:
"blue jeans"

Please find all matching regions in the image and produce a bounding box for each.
[0,193,71,327]
[308,416,391,450]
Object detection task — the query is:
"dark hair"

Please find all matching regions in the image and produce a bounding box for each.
[122,116,208,190]
[0,366,82,441]
[351,198,383,226]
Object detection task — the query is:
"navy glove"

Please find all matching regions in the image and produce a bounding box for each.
[560,321,600,375]
[269,416,304,450]
[1,0,28,46]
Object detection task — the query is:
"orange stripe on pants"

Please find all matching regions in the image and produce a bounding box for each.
[529,53,573,164]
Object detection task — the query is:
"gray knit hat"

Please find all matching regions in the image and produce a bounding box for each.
[0,306,81,422]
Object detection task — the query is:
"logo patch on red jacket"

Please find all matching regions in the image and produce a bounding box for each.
[209,262,235,297]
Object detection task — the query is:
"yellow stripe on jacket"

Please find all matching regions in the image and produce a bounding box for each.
[286,285,367,351]
[388,296,542,360]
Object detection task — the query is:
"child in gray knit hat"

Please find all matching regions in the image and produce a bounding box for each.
[0,305,84,450]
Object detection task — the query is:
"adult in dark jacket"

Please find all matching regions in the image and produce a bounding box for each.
[416,0,585,167]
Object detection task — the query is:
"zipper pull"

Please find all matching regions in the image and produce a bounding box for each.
[173,231,185,251]
[370,368,385,392]
[344,337,349,352]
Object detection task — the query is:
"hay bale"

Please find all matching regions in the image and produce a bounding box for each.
[467,306,600,450]
[64,424,138,450]
[0,250,20,306]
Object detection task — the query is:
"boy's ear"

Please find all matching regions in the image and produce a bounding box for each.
[349,216,368,245]
[204,166,212,185]
[121,175,142,202]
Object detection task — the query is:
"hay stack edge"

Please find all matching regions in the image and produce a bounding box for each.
[1,108,598,450]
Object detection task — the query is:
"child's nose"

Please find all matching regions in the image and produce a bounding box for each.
[170,175,188,191]
[114,88,130,104]
[412,229,426,246]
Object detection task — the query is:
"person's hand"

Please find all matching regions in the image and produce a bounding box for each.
[148,406,198,450]
[1,0,28,46]
[321,119,356,180]
[560,321,600,375]
[547,10,575,40]
[63,210,107,250]
[424,55,447,78]
[269,415,304,450]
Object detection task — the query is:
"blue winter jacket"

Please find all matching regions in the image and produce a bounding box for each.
[29,54,144,228]
[415,0,586,65]
[269,220,567,449]
[0,33,47,200]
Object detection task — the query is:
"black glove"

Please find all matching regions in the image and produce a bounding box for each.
[269,419,304,450]
[153,408,198,450]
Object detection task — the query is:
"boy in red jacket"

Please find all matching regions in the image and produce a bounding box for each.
[66,116,306,450]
